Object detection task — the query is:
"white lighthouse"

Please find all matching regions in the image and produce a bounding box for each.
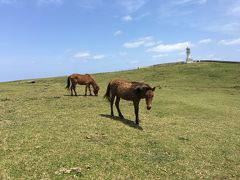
[186,47,192,63]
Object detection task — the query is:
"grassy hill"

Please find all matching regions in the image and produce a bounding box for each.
[0,62,240,179]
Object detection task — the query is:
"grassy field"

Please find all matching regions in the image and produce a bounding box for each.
[0,62,240,179]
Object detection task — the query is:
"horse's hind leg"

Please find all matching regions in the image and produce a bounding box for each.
[73,84,77,96]
[115,97,124,119]
[110,95,115,117]
[70,85,73,96]
[85,85,87,96]
[133,100,140,125]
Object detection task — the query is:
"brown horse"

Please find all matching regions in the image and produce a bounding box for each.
[66,74,99,96]
[104,79,155,125]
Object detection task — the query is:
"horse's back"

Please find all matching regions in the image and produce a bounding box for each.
[69,74,92,84]
[69,73,84,78]
[110,79,132,89]
[110,79,148,89]
[109,79,137,100]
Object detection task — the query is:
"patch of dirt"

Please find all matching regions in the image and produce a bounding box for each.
[55,167,82,175]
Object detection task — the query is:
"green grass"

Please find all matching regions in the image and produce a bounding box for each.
[0,62,240,179]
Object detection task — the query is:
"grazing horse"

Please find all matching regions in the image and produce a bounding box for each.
[66,74,99,96]
[104,79,155,125]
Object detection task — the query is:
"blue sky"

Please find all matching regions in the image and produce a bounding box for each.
[0,0,240,82]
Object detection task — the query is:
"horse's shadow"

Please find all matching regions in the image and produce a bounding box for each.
[64,94,96,97]
[99,114,143,130]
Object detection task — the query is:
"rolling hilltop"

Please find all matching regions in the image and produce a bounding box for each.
[0,62,240,179]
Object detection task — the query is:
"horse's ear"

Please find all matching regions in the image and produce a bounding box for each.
[152,87,156,91]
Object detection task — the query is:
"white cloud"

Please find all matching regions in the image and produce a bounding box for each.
[152,54,168,58]
[119,0,147,13]
[123,36,156,48]
[231,6,240,16]
[122,15,133,21]
[199,38,212,44]
[73,51,91,59]
[228,1,240,16]
[124,41,143,48]
[219,38,240,45]
[114,30,123,36]
[92,54,105,59]
[37,0,63,5]
[73,51,105,60]
[147,42,192,53]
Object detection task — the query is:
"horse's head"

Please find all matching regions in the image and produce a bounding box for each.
[135,85,155,110]
[145,87,155,110]
[93,84,100,96]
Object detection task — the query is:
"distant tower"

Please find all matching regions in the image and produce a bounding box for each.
[186,47,191,63]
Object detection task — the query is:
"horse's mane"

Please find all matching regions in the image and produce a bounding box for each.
[85,74,95,81]
[87,74,99,89]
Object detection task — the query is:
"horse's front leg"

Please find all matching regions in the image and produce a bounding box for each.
[133,100,140,125]
[88,85,92,96]
[85,85,87,96]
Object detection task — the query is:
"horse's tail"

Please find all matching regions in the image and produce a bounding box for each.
[104,83,111,102]
[66,76,71,90]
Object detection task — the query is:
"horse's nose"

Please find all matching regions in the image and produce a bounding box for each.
[147,106,152,110]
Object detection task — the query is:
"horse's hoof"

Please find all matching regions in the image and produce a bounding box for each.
[119,116,124,119]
